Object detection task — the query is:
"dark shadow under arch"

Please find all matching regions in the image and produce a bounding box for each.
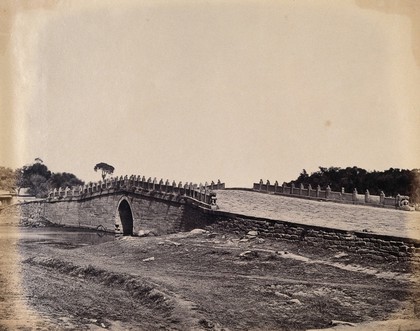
[118,200,134,236]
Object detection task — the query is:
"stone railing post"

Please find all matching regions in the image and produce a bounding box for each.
[299,183,304,196]
[396,194,401,208]
[259,179,263,191]
[210,193,217,209]
[192,183,197,198]
[316,185,320,197]
[352,188,357,202]
[379,191,385,204]
[308,184,312,197]
[204,182,210,204]
[189,183,193,198]
[364,190,370,203]
[326,185,331,199]
[199,183,203,202]
[204,182,208,202]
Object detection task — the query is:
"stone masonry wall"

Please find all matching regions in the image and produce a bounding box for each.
[18,192,186,235]
[202,210,420,261]
[129,195,186,234]
[15,192,420,261]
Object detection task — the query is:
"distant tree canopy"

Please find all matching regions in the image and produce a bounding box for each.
[286,166,420,202]
[0,166,17,192]
[16,161,52,197]
[94,162,115,180]
[13,159,84,198]
[48,172,84,190]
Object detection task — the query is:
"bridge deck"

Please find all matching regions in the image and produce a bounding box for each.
[215,190,420,240]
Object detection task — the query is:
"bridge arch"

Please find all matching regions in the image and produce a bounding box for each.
[116,197,134,236]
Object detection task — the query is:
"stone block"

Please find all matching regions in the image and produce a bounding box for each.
[399,245,409,252]
[385,255,398,261]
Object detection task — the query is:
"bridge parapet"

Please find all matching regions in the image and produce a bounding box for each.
[253,180,411,210]
[47,175,225,209]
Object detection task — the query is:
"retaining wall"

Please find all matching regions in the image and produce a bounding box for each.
[200,210,420,261]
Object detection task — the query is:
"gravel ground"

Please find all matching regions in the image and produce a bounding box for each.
[6,227,420,330]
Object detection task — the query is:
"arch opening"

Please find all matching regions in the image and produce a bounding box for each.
[118,199,134,236]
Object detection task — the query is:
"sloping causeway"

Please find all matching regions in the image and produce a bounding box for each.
[215,190,420,240]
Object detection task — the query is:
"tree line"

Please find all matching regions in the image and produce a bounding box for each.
[0,160,84,198]
[2,161,419,202]
[0,160,115,199]
[285,166,420,202]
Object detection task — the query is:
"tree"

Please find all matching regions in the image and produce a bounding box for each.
[14,159,85,198]
[0,166,17,192]
[18,161,52,197]
[94,162,115,180]
[29,174,49,198]
[286,166,420,203]
[48,172,84,190]
[15,168,27,195]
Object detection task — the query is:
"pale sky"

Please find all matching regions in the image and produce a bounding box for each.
[1,0,419,187]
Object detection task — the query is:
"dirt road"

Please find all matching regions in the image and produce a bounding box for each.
[12,227,420,330]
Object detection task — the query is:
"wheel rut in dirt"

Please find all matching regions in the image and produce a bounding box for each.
[22,256,224,331]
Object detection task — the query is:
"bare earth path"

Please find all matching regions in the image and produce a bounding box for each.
[17,230,420,330]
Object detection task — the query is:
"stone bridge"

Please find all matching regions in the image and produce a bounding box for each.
[22,176,225,236]
[15,176,420,260]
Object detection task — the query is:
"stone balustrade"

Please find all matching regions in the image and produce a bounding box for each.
[47,175,225,208]
[253,180,410,209]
